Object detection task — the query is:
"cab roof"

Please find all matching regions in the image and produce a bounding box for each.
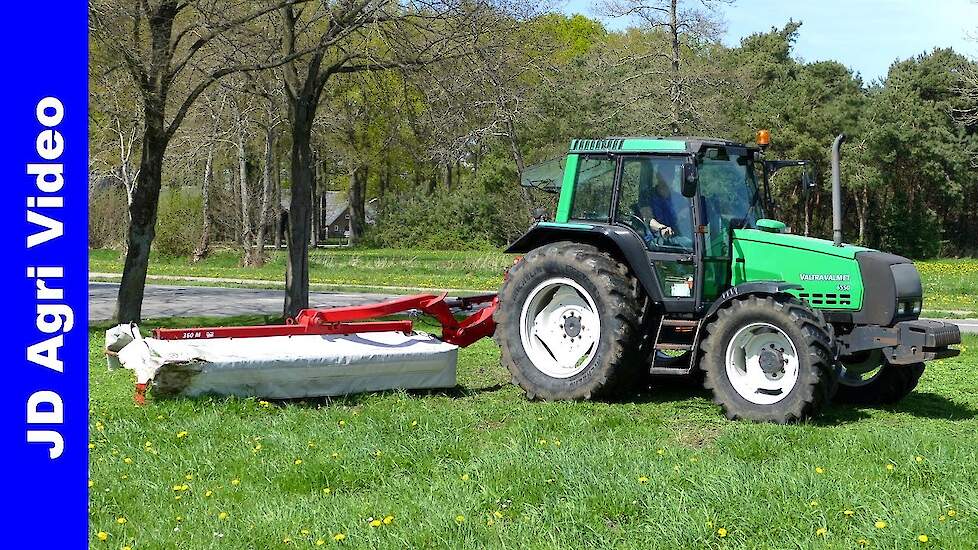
[568,136,750,155]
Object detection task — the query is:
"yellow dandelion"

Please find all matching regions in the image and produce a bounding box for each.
[886,463,895,471]
[323,487,332,494]
[857,538,869,546]
[283,537,292,543]
[374,450,382,457]
[947,509,957,517]
[294,459,303,465]
[554,439,561,446]
[185,474,193,481]
[116,517,127,524]
[460,474,469,481]
[411,420,418,427]
[844,509,855,517]
[123,546,132,550]
[455,515,465,524]
[916,456,924,463]
[875,520,887,529]
[810,500,819,507]
[538,439,547,445]
[88,443,95,449]
[96,531,108,541]
[339,420,345,427]
[176,431,188,438]
[123,457,132,465]
[218,512,228,520]
[259,400,270,408]
[657,449,665,455]
[174,496,182,501]
[176,516,183,522]
[205,490,214,497]
[301,529,310,535]
[331,452,339,459]
[369,519,382,528]
[940,515,947,522]
[815,467,825,474]
[717,528,728,538]
[493,510,503,519]
[231,479,240,486]
[333,533,346,541]
[816,527,827,537]
[316,540,325,546]
[156,415,164,420]
[144,441,152,447]
[918,534,929,543]
[638,476,649,483]
[383,515,393,525]
[88,480,94,488]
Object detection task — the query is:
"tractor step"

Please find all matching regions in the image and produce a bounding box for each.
[654,343,693,351]
[649,316,703,375]
[660,319,699,328]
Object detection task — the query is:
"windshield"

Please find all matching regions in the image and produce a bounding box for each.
[698,148,764,257]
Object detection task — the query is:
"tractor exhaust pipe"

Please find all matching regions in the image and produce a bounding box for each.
[831,133,846,247]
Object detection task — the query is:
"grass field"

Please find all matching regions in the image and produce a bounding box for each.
[89,248,510,292]
[90,314,978,549]
[89,250,978,317]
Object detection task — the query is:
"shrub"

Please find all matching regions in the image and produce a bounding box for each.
[364,184,533,250]
[154,189,204,258]
[89,186,129,249]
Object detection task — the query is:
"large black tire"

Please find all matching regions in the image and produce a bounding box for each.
[494,242,645,400]
[834,351,925,405]
[699,295,837,423]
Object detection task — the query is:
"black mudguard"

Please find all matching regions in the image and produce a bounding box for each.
[703,281,803,320]
[506,223,665,303]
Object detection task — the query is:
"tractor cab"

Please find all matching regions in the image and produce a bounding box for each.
[516,136,783,315]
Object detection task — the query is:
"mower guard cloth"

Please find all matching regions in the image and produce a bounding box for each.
[110,324,458,399]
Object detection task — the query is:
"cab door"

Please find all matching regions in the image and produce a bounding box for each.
[612,155,702,313]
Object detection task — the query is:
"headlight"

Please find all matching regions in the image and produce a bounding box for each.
[912,299,922,314]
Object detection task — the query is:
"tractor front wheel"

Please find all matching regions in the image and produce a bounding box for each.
[494,242,644,400]
[699,295,836,423]
[834,350,924,405]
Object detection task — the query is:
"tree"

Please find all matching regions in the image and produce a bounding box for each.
[274,1,504,318]
[89,0,302,322]
[596,0,733,134]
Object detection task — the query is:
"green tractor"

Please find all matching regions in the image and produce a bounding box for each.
[494,133,961,423]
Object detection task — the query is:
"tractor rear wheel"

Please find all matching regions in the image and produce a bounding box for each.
[494,242,644,400]
[699,295,836,423]
[834,351,924,405]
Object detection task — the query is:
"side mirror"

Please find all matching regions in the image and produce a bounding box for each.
[681,162,698,198]
[802,168,814,197]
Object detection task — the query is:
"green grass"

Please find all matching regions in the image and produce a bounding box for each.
[89,248,511,292]
[90,317,978,549]
[89,250,978,317]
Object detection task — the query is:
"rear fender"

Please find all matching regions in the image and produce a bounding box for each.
[506,222,664,303]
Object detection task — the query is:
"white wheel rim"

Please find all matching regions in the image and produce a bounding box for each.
[724,322,800,405]
[519,277,601,379]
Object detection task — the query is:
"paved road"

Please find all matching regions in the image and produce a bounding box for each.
[90,282,397,322]
[89,282,978,335]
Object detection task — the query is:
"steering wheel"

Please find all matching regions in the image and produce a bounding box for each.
[627,214,671,247]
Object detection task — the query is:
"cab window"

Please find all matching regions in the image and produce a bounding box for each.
[569,155,616,222]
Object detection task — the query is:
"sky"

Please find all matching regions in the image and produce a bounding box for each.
[561,0,978,83]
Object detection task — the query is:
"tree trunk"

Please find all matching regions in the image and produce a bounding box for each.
[310,151,320,246]
[250,123,276,266]
[274,148,283,249]
[115,108,167,323]
[284,105,313,319]
[349,164,367,244]
[236,111,254,260]
[669,0,681,134]
[192,141,215,263]
[856,186,869,246]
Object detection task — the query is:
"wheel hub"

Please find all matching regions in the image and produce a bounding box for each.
[562,313,582,338]
[758,348,785,376]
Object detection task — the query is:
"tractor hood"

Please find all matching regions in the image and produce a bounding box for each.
[733,228,872,259]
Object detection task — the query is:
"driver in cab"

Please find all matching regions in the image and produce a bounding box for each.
[640,173,687,239]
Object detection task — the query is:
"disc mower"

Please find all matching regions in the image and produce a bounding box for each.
[109,132,960,423]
